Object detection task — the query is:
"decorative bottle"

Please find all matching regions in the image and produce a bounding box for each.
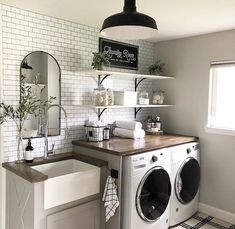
[156,116,161,131]
[25,139,34,163]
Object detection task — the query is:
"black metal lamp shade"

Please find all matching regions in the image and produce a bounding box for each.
[100,0,158,40]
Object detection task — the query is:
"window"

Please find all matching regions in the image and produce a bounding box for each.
[207,61,235,134]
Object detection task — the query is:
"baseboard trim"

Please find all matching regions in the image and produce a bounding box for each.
[199,203,235,224]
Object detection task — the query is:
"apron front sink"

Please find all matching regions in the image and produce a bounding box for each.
[32,159,100,209]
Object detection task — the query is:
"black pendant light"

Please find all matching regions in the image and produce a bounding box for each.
[100,0,158,40]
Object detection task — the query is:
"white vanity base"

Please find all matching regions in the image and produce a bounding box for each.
[6,170,101,229]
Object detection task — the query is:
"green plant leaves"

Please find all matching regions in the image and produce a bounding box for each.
[148,60,165,75]
[91,52,109,70]
[0,82,55,126]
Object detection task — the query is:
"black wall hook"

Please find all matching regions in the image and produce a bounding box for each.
[111,169,118,179]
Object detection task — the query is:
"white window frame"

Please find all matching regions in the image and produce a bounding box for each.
[206,60,235,136]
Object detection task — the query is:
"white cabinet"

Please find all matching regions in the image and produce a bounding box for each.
[6,170,101,229]
[47,200,100,229]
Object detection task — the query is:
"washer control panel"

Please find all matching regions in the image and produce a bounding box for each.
[131,148,170,171]
[132,156,146,170]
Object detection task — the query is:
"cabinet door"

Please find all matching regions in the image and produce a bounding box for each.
[47,199,100,229]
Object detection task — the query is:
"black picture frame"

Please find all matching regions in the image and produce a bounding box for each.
[99,38,139,70]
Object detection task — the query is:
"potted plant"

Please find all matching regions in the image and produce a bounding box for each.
[91,52,109,70]
[0,76,55,163]
[148,60,165,75]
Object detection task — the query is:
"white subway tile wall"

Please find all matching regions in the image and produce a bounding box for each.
[2,4,157,162]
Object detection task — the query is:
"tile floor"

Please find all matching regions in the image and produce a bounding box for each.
[173,212,235,229]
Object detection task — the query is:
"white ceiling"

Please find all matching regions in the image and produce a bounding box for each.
[2,0,235,42]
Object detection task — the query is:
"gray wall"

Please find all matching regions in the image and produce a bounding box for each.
[154,29,235,214]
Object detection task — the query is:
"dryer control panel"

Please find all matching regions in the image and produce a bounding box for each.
[171,142,200,164]
[187,143,199,154]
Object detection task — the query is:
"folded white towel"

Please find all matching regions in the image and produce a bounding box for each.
[115,120,142,131]
[113,128,145,139]
[102,176,119,222]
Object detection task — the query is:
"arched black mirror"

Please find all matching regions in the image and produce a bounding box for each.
[20,51,61,139]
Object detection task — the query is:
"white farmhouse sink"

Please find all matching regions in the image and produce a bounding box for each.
[32,159,100,209]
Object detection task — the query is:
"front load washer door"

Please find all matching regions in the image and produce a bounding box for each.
[136,167,171,222]
[175,157,200,204]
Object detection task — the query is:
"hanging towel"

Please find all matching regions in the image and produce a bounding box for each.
[113,127,145,139]
[102,176,119,222]
[115,120,142,131]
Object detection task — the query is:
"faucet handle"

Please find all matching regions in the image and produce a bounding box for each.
[47,143,55,156]
[51,143,55,152]
[64,128,69,140]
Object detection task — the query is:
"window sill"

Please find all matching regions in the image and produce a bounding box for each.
[205,126,235,136]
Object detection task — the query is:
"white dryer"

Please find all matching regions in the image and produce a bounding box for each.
[122,148,172,229]
[170,142,200,227]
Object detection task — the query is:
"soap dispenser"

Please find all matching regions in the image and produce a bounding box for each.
[25,139,34,163]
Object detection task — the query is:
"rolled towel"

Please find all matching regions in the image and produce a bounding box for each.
[113,128,145,139]
[115,120,142,131]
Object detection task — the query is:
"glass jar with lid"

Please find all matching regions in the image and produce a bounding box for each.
[139,91,149,105]
[152,90,161,104]
[94,84,108,106]
[152,90,165,104]
[158,91,165,104]
[107,89,114,106]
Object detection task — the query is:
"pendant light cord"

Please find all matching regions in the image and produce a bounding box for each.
[124,0,136,12]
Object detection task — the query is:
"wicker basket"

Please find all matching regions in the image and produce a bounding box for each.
[84,125,106,142]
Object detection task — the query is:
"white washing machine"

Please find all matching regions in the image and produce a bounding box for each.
[122,148,172,229]
[170,142,200,227]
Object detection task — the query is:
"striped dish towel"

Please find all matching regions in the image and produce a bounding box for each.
[102,176,119,222]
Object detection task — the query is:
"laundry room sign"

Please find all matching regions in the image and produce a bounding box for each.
[99,38,139,70]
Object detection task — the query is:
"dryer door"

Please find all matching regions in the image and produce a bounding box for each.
[136,167,171,222]
[175,157,200,204]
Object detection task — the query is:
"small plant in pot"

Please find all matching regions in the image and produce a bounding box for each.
[148,60,165,75]
[91,52,109,70]
[144,115,157,124]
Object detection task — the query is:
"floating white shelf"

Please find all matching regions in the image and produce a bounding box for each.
[78,104,173,109]
[79,69,174,80]
[78,104,173,119]
[78,69,174,119]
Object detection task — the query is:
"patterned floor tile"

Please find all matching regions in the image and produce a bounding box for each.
[172,212,235,229]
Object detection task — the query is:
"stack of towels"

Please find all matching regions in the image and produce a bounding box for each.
[113,120,145,139]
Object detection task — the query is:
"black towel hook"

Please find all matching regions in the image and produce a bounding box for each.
[106,166,119,179]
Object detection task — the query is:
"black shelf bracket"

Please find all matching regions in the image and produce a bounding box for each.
[97,108,107,120]
[135,78,147,91]
[135,107,142,118]
[98,74,111,86]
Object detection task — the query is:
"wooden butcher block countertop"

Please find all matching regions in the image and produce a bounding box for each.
[72,134,199,156]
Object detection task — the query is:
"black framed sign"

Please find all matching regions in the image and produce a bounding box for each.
[99,38,139,70]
